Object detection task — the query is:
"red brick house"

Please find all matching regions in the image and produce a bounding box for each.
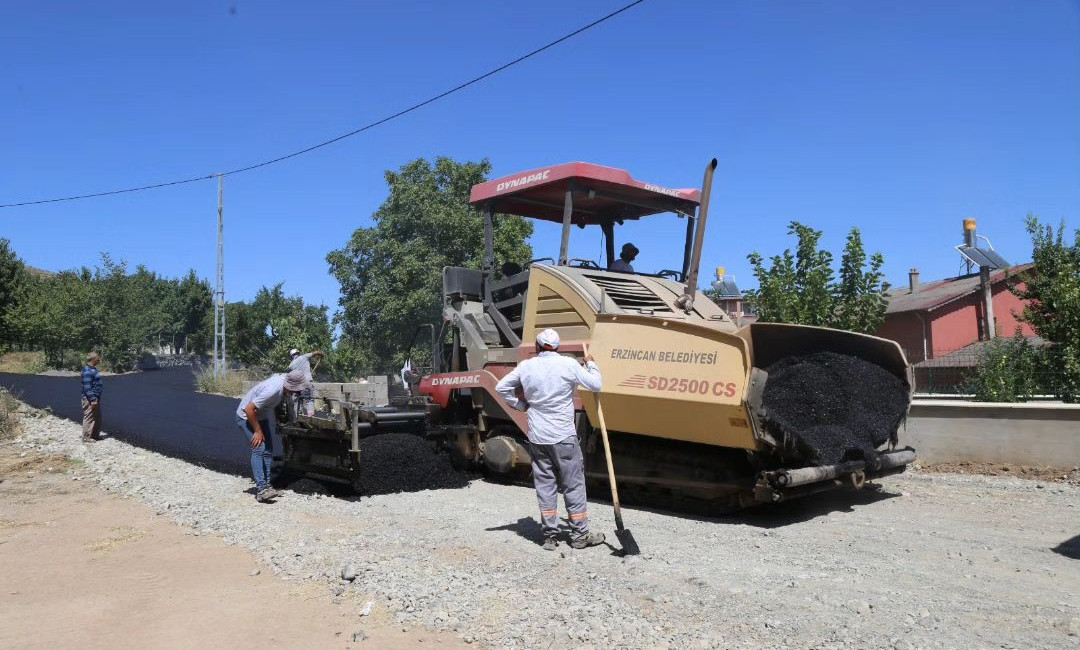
[875,264,1037,392]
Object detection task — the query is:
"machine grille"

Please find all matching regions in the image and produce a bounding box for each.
[584,274,673,313]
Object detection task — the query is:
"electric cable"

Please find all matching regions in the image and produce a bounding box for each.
[1,0,650,209]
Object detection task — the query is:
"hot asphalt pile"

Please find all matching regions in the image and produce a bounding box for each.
[356,433,473,495]
[762,352,910,466]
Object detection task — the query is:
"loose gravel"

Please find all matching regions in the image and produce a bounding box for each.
[13,406,1080,650]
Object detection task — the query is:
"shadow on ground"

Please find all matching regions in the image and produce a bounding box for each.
[1053,534,1080,560]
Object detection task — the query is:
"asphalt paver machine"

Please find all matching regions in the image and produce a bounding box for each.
[412,160,916,513]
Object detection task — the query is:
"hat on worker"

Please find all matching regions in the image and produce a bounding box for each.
[536,328,560,350]
[283,369,308,392]
[289,348,300,358]
[621,242,639,257]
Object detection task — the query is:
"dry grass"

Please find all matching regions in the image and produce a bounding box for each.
[0,389,21,441]
[0,351,46,374]
[194,367,261,398]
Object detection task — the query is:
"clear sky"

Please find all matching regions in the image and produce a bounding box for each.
[3,0,1079,314]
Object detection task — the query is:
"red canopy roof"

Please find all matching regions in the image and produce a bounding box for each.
[469,162,700,225]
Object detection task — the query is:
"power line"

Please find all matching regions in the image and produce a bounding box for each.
[1,0,650,209]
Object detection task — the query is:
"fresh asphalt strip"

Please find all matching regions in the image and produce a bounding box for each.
[0,368,250,476]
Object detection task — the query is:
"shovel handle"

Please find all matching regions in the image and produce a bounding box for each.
[594,396,624,530]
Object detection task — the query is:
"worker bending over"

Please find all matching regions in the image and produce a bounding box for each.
[496,328,606,551]
[235,369,307,502]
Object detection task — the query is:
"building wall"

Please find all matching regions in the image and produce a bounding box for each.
[876,312,930,362]
[930,282,1035,353]
[880,280,1036,360]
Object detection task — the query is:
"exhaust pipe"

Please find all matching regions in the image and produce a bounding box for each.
[675,158,718,313]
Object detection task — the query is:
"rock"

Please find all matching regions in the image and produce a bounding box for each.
[342,565,358,581]
[351,629,368,642]
[250,569,260,577]
[360,601,374,617]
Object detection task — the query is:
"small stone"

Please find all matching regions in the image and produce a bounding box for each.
[351,629,368,642]
[342,565,357,581]
[360,601,374,617]
[463,636,474,644]
[250,569,260,576]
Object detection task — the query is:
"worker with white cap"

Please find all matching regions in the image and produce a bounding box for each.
[235,368,308,502]
[496,328,605,551]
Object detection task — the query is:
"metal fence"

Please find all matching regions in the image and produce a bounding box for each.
[905,340,1061,396]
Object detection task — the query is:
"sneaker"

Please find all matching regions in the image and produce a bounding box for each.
[569,531,605,549]
[255,488,277,503]
[261,487,283,499]
[542,537,559,551]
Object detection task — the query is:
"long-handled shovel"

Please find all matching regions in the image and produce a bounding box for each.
[594,394,640,556]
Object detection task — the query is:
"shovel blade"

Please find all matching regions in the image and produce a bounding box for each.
[615,528,641,556]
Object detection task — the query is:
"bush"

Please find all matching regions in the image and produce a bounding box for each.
[0,388,21,440]
[967,334,1049,402]
[194,367,261,398]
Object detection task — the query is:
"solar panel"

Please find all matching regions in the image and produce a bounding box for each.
[711,278,741,298]
[956,245,1009,270]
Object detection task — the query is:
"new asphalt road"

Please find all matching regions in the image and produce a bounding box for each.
[0,368,251,475]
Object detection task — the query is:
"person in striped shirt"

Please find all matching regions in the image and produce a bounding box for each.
[81,351,104,442]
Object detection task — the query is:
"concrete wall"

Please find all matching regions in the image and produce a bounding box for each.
[904,400,1080,466]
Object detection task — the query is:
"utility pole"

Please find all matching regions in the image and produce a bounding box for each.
[213,174,226,377]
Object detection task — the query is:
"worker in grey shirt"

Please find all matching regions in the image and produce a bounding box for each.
[496,328,605,551]
[235,369,307,502]
[289,348,324,415]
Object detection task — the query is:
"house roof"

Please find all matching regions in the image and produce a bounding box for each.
[885,263,1033,315]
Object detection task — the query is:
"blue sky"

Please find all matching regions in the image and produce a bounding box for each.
[3,0,1079,313]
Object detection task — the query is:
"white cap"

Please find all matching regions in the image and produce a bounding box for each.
[536,328,560,349]
[289,348,300,357]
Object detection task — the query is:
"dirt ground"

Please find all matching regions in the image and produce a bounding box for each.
[0,445,466,650]
[918,460,1080,484]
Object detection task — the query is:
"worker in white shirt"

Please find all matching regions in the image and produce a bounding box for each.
[608,242,638,273]
[496,328,606,551]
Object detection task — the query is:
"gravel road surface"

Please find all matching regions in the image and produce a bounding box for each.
[12,405,1080,650]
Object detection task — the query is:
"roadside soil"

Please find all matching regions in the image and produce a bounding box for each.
[918,461,1080,485]
[0,443,465,650]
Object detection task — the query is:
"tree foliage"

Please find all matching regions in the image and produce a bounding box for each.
[967,331,1049,402]
[5,244,213,371]
[742,222,887,334]
[328,157,533,372]
[1011,214,1080,401]
[0,239,29,349]
[225,283,333,373]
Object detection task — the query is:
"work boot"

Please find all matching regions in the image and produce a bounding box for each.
[255,488,277,503]
[542,537,559,551]
[570,531,605,549]
[261,487,283,500]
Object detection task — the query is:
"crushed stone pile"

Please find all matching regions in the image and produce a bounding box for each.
[356,433,473,495]
[762,352,910,466]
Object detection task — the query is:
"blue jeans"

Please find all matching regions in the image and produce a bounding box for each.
[235,415,273,491]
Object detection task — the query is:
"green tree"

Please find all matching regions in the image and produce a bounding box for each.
[742,222,887,334]
[328,157,533,372]
[1011,214,1080,401]
[224,285,333,372]
[177,271,213,354]
[0,239,29,349]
